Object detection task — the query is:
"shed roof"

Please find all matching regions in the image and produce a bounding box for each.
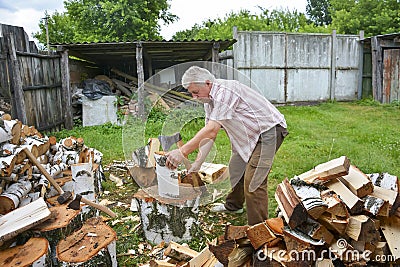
[54,40,235,70]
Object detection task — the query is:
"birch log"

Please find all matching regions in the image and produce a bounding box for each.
[0,179,32,214]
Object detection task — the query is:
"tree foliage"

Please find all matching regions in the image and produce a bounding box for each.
[306,0,332,26]
[33,0,177,44]
[173,9,331,41]
[330,0,400,36]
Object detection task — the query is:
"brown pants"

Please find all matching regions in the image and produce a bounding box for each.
[224,125,288,225]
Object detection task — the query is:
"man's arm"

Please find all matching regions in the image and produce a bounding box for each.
[165,120,221,169]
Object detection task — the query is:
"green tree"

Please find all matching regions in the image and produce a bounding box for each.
[306,0,332,26]
[330,0,400,36]
[34,0,177,44]
[173,9,331,41]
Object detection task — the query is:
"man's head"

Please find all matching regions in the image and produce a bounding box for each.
[182,66,215,103]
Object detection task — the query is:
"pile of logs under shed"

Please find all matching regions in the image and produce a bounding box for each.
[0,114,117,267]
[145,156,400,267]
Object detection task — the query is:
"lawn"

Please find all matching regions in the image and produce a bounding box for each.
[49,100,400,265]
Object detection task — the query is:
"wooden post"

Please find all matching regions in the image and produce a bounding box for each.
[59,47,73,129]
[357,30,365,100]
[212,42,221,78]
[6,33,27,124]
[136,42,145,120]
[330,30,337,101]
[371,36,383,103]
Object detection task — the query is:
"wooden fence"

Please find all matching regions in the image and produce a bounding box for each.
[0,24,72,132]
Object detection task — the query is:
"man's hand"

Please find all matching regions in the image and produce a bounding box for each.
[165,149,185,169]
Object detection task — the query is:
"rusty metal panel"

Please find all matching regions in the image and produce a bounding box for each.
[335,70,359,100]
[383,49,400,103]
[287,69,330,102]
[336,36,360,68]
[234,32,285,68]
[287,34,331,68]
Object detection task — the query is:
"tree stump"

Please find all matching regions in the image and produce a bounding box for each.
[0,237,49,267]
[134,185,201,244]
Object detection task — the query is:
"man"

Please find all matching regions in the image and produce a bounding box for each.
[165,66,288,225]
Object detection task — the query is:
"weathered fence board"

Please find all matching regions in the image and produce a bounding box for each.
[0,23,68,131]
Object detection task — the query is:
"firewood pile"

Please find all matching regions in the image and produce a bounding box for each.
[0,113,117,267]
[140,156,400,267]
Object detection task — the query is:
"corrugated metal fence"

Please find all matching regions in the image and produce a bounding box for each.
[227,31,362,104]
[0,24,66,131]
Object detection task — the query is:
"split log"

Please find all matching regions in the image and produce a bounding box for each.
[56,217,117,265]
[297,156,350,184]
[369,172,399,192]
[198,162,228,184]
[1,119,22,145]
[321,190,349,218]
[0,237,49,267]
[282,226,325,252]
[318,213,348,235]
[187,246,214,267]
[275,178,308,229]
[370,185,399,214]
[0,198,51,246]
[379,216,400,261]
[265,217,284,236]
[370,242,390,263]
[362,195,389,216]
[133,185,200,244]
[129,165,156,187]
[0,179,32,214]
[224,224,249,241]
[154,152,179,198]
[0,154,17,177]
[345,215,379,243]
[339,165,373,198]
[246,221,276,249]
[298,218,334,245]
[164,241,199,262]
[227,246,253,267]
[324,178,364,214]
[291,178,327,219]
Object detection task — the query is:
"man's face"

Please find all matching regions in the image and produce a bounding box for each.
[187,81,212,103]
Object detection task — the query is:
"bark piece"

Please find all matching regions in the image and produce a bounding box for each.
[246,222,276,249]
[56,217,117,263]
[297,156,350,184]
[224,224,249,241]
[209,239,235,267]
[324,178,364,214]
[0,237,48,267]
[339,165,373,198]
[362,195,389,216]
[282,226,325,252]
[0,198,51,246]
[298,218,334,245]
[345,215,379,243]
[275,178,308,229]
[164,241,199,262]
[291,179,327,219]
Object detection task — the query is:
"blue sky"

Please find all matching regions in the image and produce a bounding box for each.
[0,0,306,43]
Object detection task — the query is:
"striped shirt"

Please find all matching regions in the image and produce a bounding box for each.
[204,79,287,162]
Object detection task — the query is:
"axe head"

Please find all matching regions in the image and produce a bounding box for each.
[158,132,182,151]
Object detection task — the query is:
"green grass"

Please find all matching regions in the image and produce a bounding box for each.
[47,100,400,265]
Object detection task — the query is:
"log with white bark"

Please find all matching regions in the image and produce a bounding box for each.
[362,195,389,216]
[298,217,334,245]
[275,178,308,229]
[23,136,50,157]
[0,154,17,177]
[370,185,399,214]
[369,172,399,192]
[0,179,32,214]
[0,198,51,246]
[0,237,49,267]
[320,190,349,218]
[0,119,22,145]
[297,156,350,184]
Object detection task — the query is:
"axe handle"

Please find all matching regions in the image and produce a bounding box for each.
[80,196,116,218]
[23,148,64,195]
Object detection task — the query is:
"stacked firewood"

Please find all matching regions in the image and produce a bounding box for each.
[206,156,400,266]
[0,114,117,267]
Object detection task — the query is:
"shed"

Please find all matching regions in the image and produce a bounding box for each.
[361,33,400,103]
[55,40,235,123]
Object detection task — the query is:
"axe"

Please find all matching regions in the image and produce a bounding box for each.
[158,132,192,170]
[23,148,116,218]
